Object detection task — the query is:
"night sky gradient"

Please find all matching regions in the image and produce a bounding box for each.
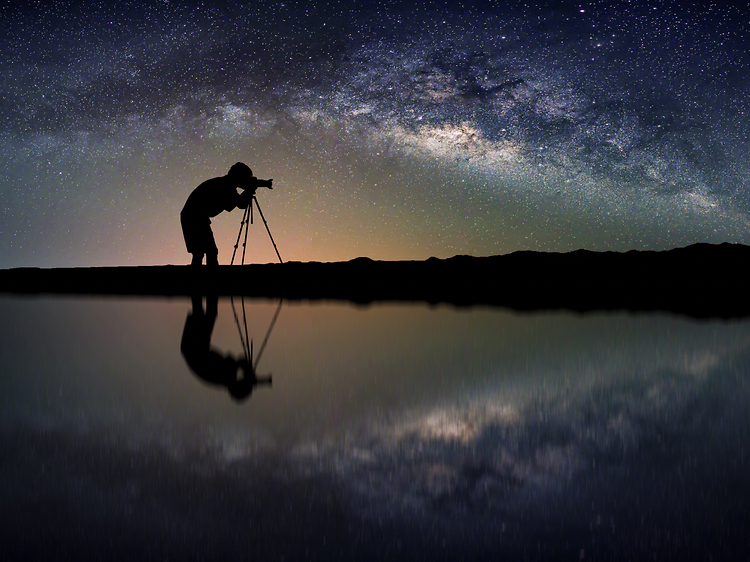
[2,0,749,267]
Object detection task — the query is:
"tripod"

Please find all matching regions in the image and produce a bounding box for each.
[231,195,283,265]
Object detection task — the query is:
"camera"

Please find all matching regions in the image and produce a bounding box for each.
[252,177,273,190]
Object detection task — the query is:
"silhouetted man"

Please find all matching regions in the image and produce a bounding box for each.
[181,163,273,266]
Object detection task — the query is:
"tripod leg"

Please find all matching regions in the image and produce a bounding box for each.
[230,295,250,362]
[252,196,283,264]
[231,206,250,266]
[253,298,283,371]
[242,198,251,266]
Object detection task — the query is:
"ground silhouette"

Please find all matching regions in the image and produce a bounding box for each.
[1,243,748,318]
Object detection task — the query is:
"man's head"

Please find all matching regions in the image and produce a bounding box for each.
[227,162,254,189]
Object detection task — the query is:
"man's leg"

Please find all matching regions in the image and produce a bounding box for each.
[205,225,219,266]
[182,213,207,266]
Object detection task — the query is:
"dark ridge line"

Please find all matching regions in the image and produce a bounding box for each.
[1,242,749,318]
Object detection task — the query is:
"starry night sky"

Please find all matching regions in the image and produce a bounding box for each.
[2,0,749,268]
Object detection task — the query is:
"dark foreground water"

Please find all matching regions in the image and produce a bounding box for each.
[1,296,748,561]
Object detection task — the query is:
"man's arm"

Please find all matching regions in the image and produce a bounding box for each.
[237,187,255,209]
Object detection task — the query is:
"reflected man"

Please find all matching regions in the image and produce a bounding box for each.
[181,294,271,402]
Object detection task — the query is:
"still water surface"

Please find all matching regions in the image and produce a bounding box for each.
[1,296,748,560]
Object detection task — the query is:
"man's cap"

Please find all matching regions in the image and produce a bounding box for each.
[228,162,253,180]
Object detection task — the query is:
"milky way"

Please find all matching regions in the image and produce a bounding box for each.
[1,0,749,267]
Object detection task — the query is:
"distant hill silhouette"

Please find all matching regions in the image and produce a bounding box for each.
[1,243,748,318]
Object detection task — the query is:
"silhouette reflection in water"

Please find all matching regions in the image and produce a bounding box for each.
[181,295,279,402]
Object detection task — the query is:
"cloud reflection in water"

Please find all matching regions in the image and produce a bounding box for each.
[290,337,745,529]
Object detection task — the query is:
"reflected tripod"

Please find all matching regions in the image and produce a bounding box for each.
[230,295,283,377]
[231,195,283,265]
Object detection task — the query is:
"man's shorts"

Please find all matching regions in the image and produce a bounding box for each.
[180,213,218,256]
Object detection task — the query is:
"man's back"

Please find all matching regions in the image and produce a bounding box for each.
[182,176,240,219]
